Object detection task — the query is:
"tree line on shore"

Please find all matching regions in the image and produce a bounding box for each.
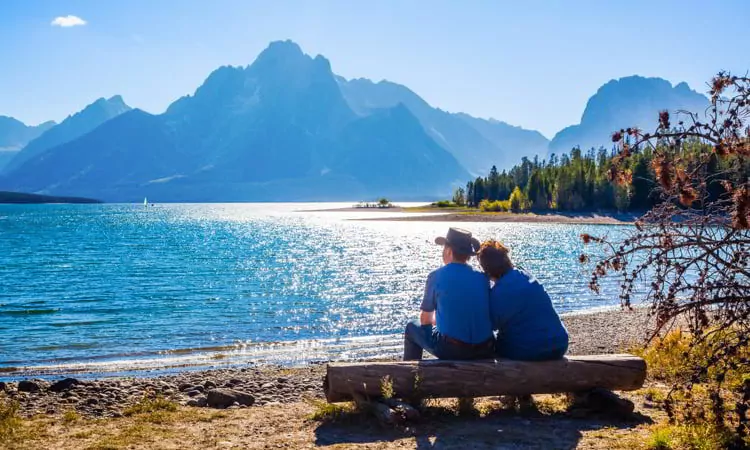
[452,141,748,213]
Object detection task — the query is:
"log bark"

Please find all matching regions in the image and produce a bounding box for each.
[324,354,646,403]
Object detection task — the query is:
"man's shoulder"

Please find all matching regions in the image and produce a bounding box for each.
[427,266,444,279]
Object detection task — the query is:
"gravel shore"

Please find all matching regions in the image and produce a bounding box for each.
[2,308,653,419]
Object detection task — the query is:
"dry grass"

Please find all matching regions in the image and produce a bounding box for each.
[0,397,25,448]
[629,329,750,449]
[305,399,360,422]
[0,397,668,450]
[123,396,178,417]
[61,409,80,425]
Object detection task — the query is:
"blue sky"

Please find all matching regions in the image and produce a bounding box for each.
[1,0,748,137]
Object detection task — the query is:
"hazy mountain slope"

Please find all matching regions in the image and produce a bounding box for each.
[3,96,131,174]
[454,114,549,167]
[4,109,179,196]
[0,117,55,171]
[332,104,468,195]
[549,76,709,154]
[0,117,55,150]
[1,41,468,201]
[337,77,549,173]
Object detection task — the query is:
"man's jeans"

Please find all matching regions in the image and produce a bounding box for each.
[403,321,495,361]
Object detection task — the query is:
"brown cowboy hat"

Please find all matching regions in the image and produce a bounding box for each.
[434,227,481,256]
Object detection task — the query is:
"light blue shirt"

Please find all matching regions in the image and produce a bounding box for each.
[490,268,569,360]
[420,263,493,344]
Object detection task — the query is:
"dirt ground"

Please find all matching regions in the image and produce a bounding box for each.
[4,390,665,450]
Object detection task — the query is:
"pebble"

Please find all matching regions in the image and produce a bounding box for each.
[49,378,80,392]
[206,388,255,409]
[8,365,325,418]
[18,380,42,392]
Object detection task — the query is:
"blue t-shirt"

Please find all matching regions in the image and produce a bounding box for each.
[420,263,493,344]
[490,268,569,360]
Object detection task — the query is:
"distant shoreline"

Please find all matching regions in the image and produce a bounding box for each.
[356,211,635,225]
[309,204,638,225]
[0,191,102,204]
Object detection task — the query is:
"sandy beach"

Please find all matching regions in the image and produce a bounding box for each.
[307,205,638,225]
[356,211,636,225]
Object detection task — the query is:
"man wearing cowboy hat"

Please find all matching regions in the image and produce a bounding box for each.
[403,227,494,360]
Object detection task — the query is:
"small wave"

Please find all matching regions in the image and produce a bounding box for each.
[48,319,116,328]
[31,342,101,351]
[0,308,59,316]
[1,333,404,379]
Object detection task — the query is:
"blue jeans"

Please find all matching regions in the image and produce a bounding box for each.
[403,321,494,361]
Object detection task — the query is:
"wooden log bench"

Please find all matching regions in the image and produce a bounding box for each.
[324,354,646,403]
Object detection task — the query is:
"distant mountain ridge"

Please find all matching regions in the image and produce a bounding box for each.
[0,42,714,202]
[0,117,56,171]
[3,96,132,174]
[0,117,55,150]
[549,76,709,155]
[336,77,549,174]
[1,41,468,201]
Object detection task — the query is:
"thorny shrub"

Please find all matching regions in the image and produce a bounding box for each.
[581,72,750,446]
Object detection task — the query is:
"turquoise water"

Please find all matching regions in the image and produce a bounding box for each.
[0,203,630,377]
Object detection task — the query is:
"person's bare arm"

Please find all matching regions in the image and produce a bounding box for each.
[420,310,435,326]
[420,273,437,326]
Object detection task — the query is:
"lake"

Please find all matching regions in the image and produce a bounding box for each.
[0,203,631,377]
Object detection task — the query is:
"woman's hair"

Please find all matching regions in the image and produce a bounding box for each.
[477,240,514,279]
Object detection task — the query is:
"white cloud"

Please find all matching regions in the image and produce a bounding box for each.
[51,15,87,27]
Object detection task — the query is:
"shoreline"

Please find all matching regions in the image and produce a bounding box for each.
[1,308,654,419]
[0,304,629,381]
[354,212,635,225]
[305,204,638,224]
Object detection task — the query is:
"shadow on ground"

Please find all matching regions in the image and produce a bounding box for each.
[314,403,653,449]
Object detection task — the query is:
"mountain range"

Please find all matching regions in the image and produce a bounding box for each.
[336,77,548,174]
[0,117,56,172]
[2,96,131,174]
[0,41,712,202]
[548,76,709,155]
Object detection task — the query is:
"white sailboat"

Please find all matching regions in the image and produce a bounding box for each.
[143,197,148,207]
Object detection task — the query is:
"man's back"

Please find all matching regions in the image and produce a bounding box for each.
[421,262,492,344]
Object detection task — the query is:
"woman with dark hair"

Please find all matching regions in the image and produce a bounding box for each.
[477,240,569,361]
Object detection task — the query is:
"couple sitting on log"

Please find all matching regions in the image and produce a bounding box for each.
[404,227,569,362]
